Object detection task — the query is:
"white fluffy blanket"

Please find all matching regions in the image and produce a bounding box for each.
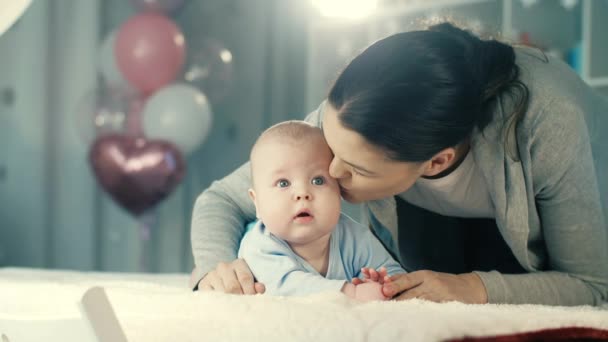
[1,267,607,342]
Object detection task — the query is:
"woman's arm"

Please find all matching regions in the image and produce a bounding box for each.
[481,99,608,306]
[190,161,256,286]
[384,98,608,306]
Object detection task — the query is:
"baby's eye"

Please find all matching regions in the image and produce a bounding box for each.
[276,179,290,188]
[311,176,325,186]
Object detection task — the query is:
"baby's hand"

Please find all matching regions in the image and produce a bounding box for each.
[352,267,392,285]
[354,282,389,302]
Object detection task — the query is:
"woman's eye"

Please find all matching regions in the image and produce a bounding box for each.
[276,179,290,188]
[311,176,325,185]
[352,168,365,176]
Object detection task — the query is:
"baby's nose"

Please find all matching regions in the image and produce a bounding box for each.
[293,190,312,201]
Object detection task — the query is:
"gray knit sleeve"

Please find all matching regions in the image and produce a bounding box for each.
[478,94,608,306]
[190,161,256,284]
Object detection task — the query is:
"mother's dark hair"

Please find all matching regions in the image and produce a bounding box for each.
[327,22,529,162]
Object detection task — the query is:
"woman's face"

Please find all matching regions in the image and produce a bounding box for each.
[322,104,429,203]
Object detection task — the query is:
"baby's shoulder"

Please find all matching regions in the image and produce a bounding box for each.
[336,213,372,238]
[239,221,295,261]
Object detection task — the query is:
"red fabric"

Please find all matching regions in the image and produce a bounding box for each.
[448,327,608,342]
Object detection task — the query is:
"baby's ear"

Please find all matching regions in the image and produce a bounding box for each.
[248,189,261,219]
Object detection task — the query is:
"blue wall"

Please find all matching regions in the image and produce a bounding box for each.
[0,0,309,273]
[0,0,605,274]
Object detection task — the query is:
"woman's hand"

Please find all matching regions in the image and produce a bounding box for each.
[382,271,488,304]
[194,259,265,295]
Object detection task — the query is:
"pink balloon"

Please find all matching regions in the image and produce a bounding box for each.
[89,134,186,217]
[130,0,185,13]
[115,14,186,95]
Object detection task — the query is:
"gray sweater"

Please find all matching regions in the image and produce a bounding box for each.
[191,49,608,306]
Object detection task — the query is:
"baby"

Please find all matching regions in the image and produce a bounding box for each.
[238,120,406,301]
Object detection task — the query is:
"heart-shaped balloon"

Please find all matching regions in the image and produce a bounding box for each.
[89,134,185,217]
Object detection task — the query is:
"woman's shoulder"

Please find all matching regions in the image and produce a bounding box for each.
[515,47,585,100]
[513,47,607,135]
[471,48,606,167]
[303,101,326,127]
[518,48,604,105]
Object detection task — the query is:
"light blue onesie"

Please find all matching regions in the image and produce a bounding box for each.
[238,213,406,296]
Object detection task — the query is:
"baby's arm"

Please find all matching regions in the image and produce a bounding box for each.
[356,229,407,277]
[342,282,388,302]
[239,227,345,296]
[346,222,406,294]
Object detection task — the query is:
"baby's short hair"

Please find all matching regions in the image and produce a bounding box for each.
[250,120,321,160]
[249,121,324,185]
[259,120,319,142]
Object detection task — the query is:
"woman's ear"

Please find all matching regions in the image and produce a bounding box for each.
[422,147,456,177]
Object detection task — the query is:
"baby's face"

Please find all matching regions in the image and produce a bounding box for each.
[250,136,341,246]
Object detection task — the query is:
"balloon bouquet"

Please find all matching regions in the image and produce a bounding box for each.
[76,0,234,271]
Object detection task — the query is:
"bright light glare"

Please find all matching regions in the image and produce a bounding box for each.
[311,0,378,19]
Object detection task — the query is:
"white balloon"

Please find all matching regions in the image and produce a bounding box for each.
[560,0,579,11]
[520,0,539,8]
[0,0,31,36]
[143,83,213,155]
[99,30,130,88]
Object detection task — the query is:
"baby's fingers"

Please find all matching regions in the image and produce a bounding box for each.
[369,268,380,282]
[378,267,388,279]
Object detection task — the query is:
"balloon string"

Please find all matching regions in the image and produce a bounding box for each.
[138,212,156,272]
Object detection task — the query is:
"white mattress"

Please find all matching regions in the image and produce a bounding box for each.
[1,267,607,342]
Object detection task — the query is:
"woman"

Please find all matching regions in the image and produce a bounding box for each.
[190,22,608,306]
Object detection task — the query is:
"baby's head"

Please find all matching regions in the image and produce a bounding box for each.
[249,120,341,245]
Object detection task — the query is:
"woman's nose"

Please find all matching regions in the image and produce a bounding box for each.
[329,157,349,179]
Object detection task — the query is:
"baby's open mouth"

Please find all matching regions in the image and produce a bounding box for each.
[294,210,313,219]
